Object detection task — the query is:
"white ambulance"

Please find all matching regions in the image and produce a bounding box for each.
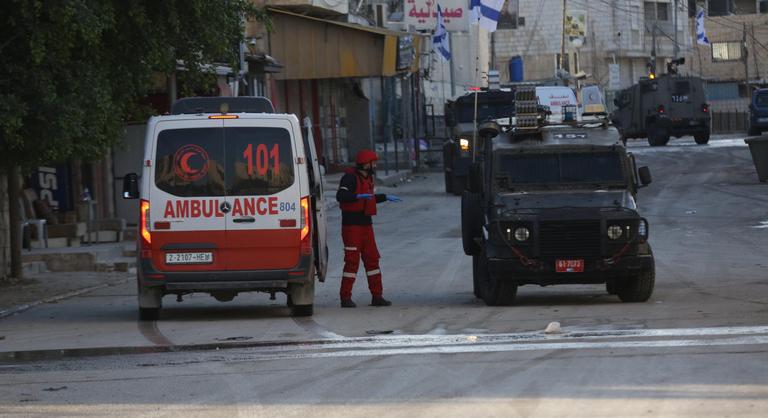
[123,97,328,320]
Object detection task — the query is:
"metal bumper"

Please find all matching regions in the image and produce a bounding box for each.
[487,255,654,286]
[138,255,313,291]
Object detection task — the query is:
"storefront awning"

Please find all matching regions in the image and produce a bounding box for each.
[268,8,421,80]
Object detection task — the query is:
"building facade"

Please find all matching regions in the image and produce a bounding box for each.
[492,0,693,93]
[687,0,768,111]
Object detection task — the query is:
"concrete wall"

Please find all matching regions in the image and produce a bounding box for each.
[0,174,10,280]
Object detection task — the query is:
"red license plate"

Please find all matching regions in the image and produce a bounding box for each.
[556,259,584,273]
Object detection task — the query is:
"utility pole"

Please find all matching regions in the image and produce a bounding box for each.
[673,0,679,58]
[743,22,749,90]
[448,32,456,97]
[752,23,761,80]
[560,0,567,74]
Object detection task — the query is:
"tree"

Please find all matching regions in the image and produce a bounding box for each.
[0,0,267,280]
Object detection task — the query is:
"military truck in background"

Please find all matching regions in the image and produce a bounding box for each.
[611,73,711,146]
[443,89,515,195]
[461,86,655,306]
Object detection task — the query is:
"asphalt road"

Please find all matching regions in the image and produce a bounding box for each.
[1,136,767,417]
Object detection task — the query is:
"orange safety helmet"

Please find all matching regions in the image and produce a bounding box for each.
[355,149,379,165]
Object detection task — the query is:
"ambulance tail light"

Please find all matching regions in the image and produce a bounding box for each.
[140,199,152,257]
[702,103,709,113]
[300,196,311,255]
[657,105,665,114]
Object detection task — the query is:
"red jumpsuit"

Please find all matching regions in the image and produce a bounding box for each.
[337,169,386,300]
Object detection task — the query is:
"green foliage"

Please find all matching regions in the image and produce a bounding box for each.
[0,0,268,169]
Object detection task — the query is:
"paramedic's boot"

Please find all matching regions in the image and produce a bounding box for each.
[371,296,391,307]
[341,299,357,308]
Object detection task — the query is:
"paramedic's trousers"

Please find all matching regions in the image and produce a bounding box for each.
[340,225,383,300]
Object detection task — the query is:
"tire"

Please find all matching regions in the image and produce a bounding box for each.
[472,255,482,298]
[137,283,162,321]
[476,249,517,306]
[647,128,669,147]
[444,171,453,194]
[694,129,710,145]
[452,175,467,196]
[291,304,314,317]
[748,126,761,136]
[617,263,655,303]
[461,191,482,256]
[139,307,159,321]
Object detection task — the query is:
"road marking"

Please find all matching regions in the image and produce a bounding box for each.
[230,335,768,362]
[752,221,768,229]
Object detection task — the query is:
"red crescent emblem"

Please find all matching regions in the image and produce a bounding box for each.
[173,144,209,182]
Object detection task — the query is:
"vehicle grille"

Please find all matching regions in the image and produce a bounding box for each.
[539,220,602,259]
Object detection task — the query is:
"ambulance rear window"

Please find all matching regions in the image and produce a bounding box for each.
[154,128,226,197]
[154,127,295,198]
[225,127,295,196]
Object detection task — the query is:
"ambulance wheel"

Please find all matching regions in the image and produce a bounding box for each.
[477,249,517,306]
[291,304,314,317]
[617,262,655,303]
[139,307,160,321]
[694,130,710,145]
[461,191,482,256]
[137,284,162,321]
[444,171,453,194]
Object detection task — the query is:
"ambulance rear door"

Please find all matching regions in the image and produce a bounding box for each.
[222,117,305,272]
[302,117,328,282]
[149,118,228,273]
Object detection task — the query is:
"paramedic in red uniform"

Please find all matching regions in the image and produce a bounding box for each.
[336,149,401,308]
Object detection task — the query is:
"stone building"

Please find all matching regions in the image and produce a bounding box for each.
[687,0,768,111]
[491,0,693,93]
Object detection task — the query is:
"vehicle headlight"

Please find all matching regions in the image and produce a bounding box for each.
[514,227,530,242]
[638,219,648,238]
[607,225,623,240]
[459,138,470,151]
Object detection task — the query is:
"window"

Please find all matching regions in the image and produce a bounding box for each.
[644,1,670,21]
[712,42,743,62]
[497,153,625,186]
[498,0,520,29]
[225,127,295,196]
[155,128,226,198]
[154,127,295,198]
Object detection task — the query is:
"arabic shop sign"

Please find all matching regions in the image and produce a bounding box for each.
[405,0,468,32]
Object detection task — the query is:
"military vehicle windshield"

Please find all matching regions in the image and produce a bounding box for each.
[495,152,625,188]
[452,92,515,124]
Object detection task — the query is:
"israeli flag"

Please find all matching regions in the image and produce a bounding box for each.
[469,0,481,22]
[474,0,505,33]
[696,7,710,46]
[433,5,451,61]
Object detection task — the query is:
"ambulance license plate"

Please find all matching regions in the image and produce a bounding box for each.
[166,252,213,265]
[556,259,584,273]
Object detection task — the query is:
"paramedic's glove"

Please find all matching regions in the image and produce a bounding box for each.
[356,193,373,200]
[386,194,403,202]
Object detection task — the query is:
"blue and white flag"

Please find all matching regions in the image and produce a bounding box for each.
[433,5,451,61]
[696,7,710,46]
[474,0,506,32]
[469,0,481,23]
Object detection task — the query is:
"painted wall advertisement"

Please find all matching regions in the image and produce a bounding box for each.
[30,166,72,212]
[405,0,468,32]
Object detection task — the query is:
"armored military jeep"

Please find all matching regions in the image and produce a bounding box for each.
[461,88,655,305]
[611,74,710,146]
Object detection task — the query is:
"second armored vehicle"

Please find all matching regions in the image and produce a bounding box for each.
[611,74,711,146]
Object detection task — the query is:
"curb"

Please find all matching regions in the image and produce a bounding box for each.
[0,277,133,319]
